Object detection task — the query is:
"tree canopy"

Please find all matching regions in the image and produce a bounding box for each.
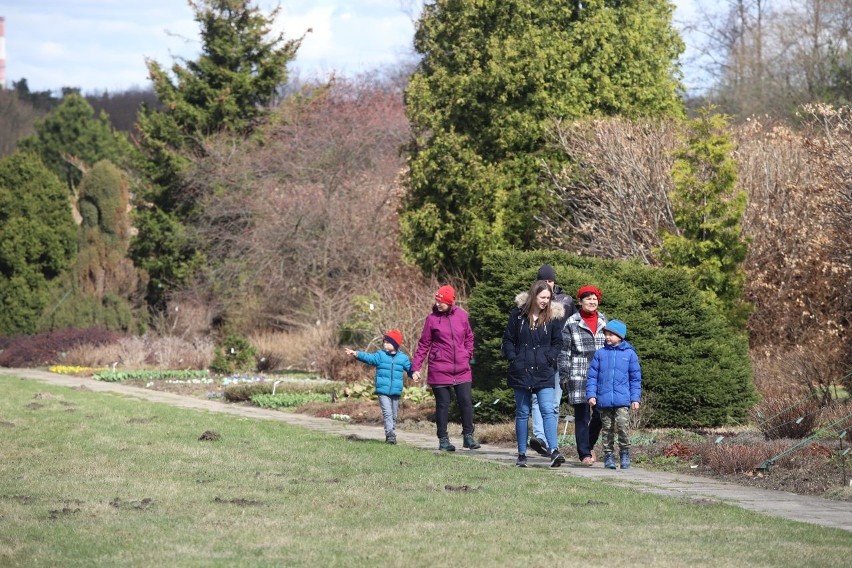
[132,0,303,308]
[0,153,77,335]
[401,0,685,280]
[18,93,131,192]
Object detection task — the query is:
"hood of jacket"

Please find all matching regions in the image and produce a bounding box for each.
[513,292,566,320]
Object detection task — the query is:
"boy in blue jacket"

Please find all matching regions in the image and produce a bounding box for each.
[345,329,412,444]
[586,320,642,469]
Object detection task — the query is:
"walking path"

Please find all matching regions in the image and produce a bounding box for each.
[4,368,851,532]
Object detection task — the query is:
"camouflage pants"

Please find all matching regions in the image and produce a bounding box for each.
[599,407,630,454]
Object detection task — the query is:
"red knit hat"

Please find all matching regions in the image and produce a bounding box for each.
[383,329,403,350]
[435,285,456,305]
[577,285,602,301]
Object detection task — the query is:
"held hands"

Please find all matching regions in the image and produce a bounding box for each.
[631,401,640,410]
[344,348,357,357]
[412,371,421,383]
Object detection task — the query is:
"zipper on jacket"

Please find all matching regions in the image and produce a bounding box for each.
[448,313,457,385]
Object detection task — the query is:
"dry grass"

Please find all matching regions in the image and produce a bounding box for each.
[697,439,790,474]
[248,326,335,372]
[63,335,215,370]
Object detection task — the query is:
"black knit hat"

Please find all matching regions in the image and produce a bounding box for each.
[537,264,556,281]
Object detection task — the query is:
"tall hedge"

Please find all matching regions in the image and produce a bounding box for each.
[468,250,756,427]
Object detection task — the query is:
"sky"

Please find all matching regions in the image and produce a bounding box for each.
[1,0,701,95]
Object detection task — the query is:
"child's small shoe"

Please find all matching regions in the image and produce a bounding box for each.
[385,433,397,444]
[604,453,617,469]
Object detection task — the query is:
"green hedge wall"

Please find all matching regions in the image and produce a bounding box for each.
[468,250,756,427]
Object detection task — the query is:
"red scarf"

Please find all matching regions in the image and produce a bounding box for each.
[580,310,598,334]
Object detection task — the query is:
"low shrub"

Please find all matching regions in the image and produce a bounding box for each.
[210,334,256,374]
[697,439,788,474]
[63,334,215,370]
[250,392,332,409]
[223,381,274,402]
[751,395,822,440]
[0,328,123,367]
[93,369,210,382]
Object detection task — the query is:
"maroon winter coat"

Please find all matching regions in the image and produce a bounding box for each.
[411,305,474,386]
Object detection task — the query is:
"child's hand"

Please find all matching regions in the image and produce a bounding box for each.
[412,371,421,383]
[631,401,639,410]
[344,348,357,357]
[588,397,596,407]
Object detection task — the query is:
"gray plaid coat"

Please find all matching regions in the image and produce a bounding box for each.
[557,311,607,405]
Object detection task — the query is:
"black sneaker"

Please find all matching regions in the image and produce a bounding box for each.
[515,454,528,468]
[550,449,565,468]
[528,437,549,456]
[385,434,397,444]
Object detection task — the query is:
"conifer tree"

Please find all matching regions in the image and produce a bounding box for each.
[133,0,302,307]
[657,109,750,327]
[401,0,685,280]
[0,153,77,334]
[18,93,131,192]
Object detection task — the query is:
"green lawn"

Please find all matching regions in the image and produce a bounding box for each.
[0,376,849,567]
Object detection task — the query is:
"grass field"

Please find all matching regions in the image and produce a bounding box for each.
[1,375,849,567]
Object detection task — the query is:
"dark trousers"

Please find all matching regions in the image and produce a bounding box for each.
[432,382,475,439]
[573,402,602,460]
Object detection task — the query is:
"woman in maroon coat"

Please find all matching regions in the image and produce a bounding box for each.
[412,285,480,452]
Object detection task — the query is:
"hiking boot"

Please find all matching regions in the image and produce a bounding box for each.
[604,453,616,469]
[515,453,528,468]
[620,449,631,469]
[463,434,481,449]
[550,449,565,468]
[528,437,549,456]
[438,437,456,452]
[385,434,397,445]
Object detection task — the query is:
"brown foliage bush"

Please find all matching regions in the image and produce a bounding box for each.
[186,77,413,335]
[542,113,850,387]
[541,118,677,262]
[0,328,124,367]
[63,335,214,370]
[697,439,789,474]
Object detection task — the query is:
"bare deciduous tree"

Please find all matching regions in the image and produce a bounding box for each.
[539,118,678,262]
[186,76,414,334]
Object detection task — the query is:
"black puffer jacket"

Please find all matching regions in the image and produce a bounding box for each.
[501,294,566,391]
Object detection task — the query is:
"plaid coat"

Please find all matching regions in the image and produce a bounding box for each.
[557,311,607,405]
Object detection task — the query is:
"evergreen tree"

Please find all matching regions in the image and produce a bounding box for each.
[0,153,77,335]
[469,250,756,427]
[40,161,144,333]
[132,0,303,308]
[18,93,132,192]
[401,0,685,280]
[656,109,750,327]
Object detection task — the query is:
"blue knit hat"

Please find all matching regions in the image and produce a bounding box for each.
[603,320,627,339]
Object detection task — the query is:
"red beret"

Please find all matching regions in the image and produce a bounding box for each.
[577,285,602,301]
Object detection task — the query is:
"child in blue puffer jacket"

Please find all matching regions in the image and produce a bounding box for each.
[586,320,642,470]
[345,329,412,444]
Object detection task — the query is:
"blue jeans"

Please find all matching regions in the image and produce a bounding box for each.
[377,394,400,436]
[531,370,562,444]
[514,387,558,455]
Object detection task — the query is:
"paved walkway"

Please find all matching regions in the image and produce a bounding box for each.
[4,368,851,532]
